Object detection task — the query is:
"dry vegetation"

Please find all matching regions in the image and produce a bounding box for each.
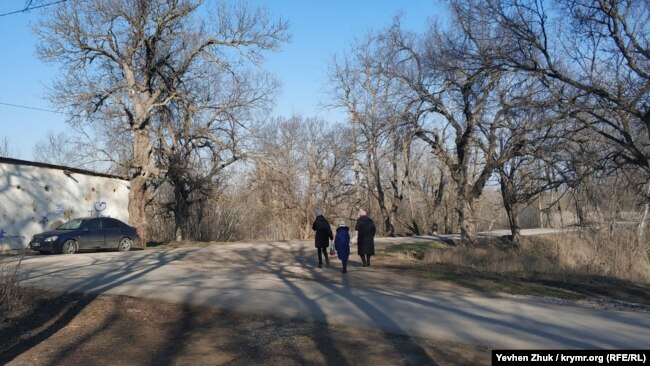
[381,230,650,304]
[424,230,650,283]
[0,254,25,319]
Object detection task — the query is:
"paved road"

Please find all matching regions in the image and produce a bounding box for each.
[13,238,650,349]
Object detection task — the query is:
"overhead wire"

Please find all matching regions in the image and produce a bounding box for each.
[0,101,124,122]
[0,0,68,18]
[0,101,64,114]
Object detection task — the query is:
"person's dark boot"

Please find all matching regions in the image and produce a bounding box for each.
[342,260,347,273]
[318,262,323,268]
[360,255,367,267]
[366,255,371,267]
[325,255,330,267]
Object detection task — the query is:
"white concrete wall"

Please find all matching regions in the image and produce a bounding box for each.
[0,161,130,250]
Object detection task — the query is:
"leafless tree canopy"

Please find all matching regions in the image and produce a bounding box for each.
[35,0,289,242]
[32,0,649,245]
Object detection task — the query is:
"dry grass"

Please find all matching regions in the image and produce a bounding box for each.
[421,228,650,284]
[377,228,650,303]
[0,251,26,318]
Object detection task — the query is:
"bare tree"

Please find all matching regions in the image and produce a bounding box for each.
[33,131,78,166]
[456,0,649,237]
[0,137,19,158]
[32,128,123,171]
[362,18,521,242]
[405,143,450,234]
[35,0,288,244]
[151,65,277,241]
[330,35,417,236]
[497,140,569,242]
[247,116,353,240]
[329,57,364,212]
[153,116,241,242]
[483,69,575,241]
[302,119,355,234]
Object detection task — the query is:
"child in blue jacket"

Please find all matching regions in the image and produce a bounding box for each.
[334,220,351,273]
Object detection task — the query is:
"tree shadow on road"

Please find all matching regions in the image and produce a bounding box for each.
[248,243,440,365]
[12,240,646,364]
[2,250,192,365]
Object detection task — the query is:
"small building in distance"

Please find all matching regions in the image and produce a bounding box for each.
[0,157,130,251]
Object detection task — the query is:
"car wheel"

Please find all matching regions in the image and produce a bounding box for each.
[118,237,132,252]
[62,240,77,254]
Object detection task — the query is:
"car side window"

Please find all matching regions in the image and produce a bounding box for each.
[85,219,102,231]
[103,219,120,229]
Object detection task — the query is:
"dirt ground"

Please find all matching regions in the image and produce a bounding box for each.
[1,287,489,366]
[4,236,646,365]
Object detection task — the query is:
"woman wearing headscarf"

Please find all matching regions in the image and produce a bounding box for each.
[355,209,376,267]
[312,209,333,268]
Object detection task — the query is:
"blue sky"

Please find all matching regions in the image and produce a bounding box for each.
[0,0,444,160]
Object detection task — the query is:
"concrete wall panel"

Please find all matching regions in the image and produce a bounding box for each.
[0,161,129,250]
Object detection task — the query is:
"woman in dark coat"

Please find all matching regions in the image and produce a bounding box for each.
[312,209,333,268]
[355,209,376,267]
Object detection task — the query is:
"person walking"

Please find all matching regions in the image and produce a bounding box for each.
[312,209,333,268]
[355,210,376,267]
[334,220,351,273]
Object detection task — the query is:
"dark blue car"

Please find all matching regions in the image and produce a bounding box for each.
[29,217,140,254]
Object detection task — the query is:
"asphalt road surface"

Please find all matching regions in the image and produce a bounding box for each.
[14,237,650,350]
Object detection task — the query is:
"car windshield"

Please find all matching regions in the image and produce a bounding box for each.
[57,219,87,230]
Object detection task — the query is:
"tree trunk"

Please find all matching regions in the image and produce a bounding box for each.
[174,212,188,242]
[377,196,394,236]
[129,127,156,248]
[510,213,521,243]
[546,191,555,228]
[499,171,521,243]
[368,144,394,236]
[383,212,395,236]
[424,167,446,235]
[574,193,587,227]
[538,196,544,228]
[458,198,476,242]
[504,203,521,243]
[173,185,190,242]
[637,183,650,242]
[128,128,154,247]
[128,176,148,247]
[350,110,362,213]
[444,201,455,234]
[434,170,446,206]
[388,133,411,236]
[411,219,421,235]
